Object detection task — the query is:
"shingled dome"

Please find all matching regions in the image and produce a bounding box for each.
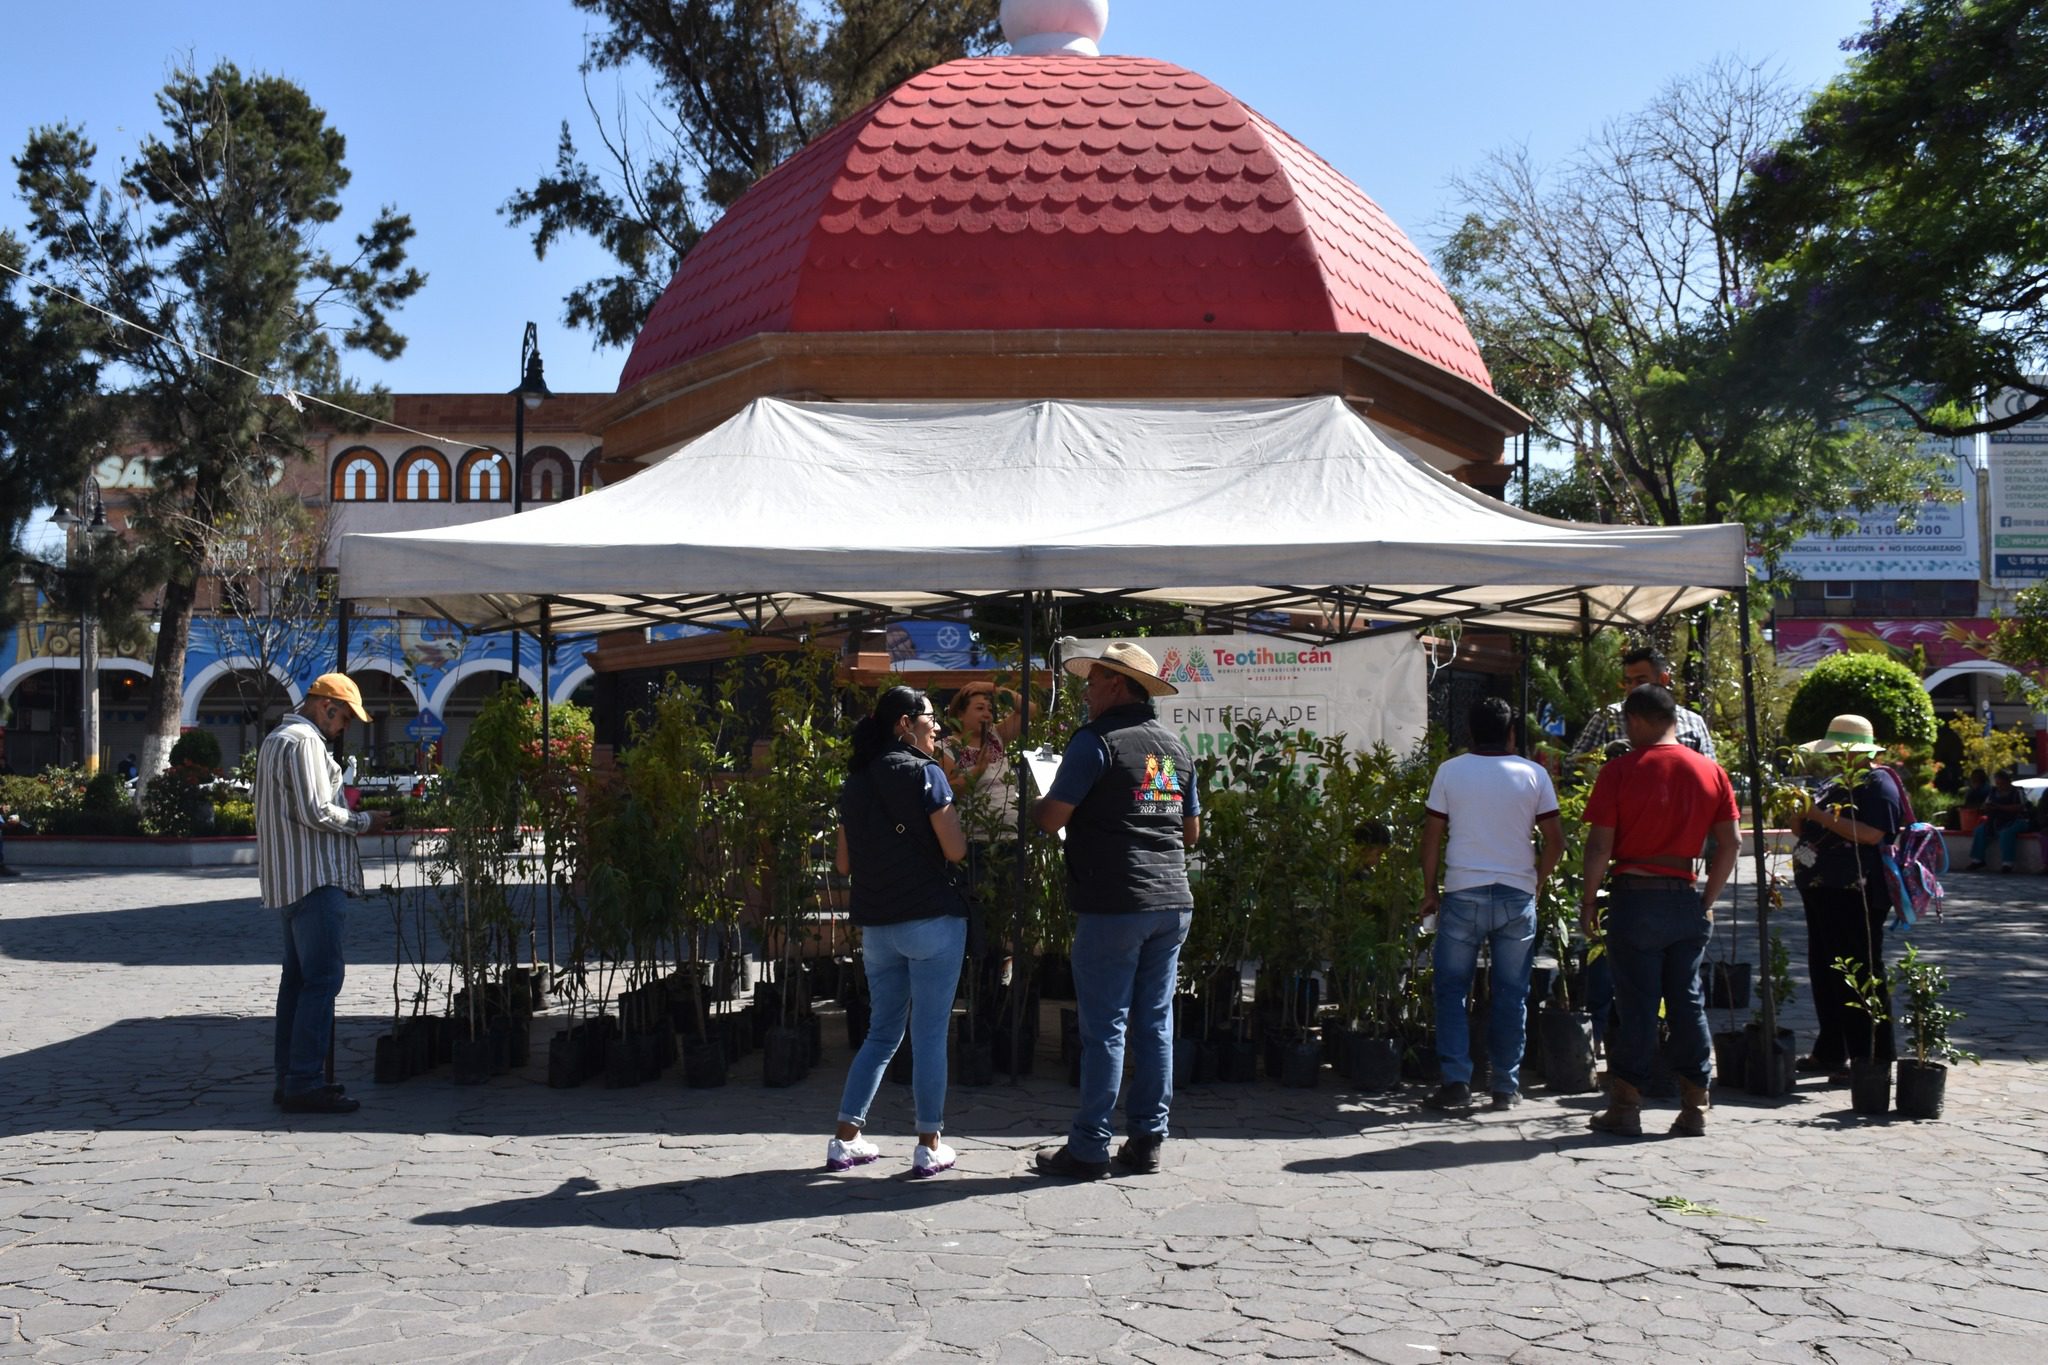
[617,52,1492,395]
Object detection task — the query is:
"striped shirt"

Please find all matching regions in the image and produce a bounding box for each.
[254,713,368,909]
[1570,701,1716,761]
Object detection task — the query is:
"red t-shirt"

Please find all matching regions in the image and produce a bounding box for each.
[1583,743,1738,880]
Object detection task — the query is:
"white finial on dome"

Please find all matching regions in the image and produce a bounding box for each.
[1001,0,1107,56]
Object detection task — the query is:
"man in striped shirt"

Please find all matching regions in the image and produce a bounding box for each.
[255,673,388,1115]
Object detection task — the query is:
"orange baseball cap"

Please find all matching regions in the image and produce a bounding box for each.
[306,673,371,723]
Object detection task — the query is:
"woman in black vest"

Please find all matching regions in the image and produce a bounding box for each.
[827,686,970,1177]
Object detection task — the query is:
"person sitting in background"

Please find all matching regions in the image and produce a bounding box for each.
[1961,768,1992,814]
[1966,770,2028,873]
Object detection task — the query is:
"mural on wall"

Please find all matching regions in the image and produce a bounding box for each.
[1774,618,1998,672]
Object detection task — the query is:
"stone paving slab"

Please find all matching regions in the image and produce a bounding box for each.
[0,861,2044,1361]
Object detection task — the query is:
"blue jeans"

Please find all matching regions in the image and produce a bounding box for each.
[1606,880,1713,1090]
[1069,908,1191,1162]
[275,885,348,1096]
[837,915,967,1134]
[1971,820,2022,866]
[1433,884,1538,1094]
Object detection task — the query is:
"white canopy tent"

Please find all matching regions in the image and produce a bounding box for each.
[338,395,1786,1083]
[337,397,1747,638]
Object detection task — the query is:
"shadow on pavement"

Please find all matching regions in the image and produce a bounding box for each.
[414,1170,1045,1230]
[1285,1128,1612,1174]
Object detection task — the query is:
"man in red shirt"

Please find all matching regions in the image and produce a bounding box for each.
[1580,685,1739,1137]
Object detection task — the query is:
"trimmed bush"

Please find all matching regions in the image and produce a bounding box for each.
[167,729,223,772]
[1784,652,1937,751]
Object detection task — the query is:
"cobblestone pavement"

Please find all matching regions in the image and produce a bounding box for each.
[0,861,2044,1363]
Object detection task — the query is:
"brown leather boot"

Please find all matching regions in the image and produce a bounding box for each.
[1670,1080,1710,1137]
[1589,1078,1643,1136]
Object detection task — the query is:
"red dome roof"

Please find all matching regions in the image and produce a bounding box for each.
[619,55,1491,394]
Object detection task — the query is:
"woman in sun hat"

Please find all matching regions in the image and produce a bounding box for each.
[1789,714,1902,1084]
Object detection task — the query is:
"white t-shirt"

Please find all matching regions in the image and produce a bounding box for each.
[1424,751,1559,895]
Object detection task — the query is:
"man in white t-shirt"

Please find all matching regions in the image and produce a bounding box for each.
[1418,697,1563,1113]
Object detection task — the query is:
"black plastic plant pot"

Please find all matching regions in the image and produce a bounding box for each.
[374,1034,406,1085]
[1642,1029,1679,1100]
[1400,1032,1437,1083]
[1743,1023,1796,1098]
[1711,1029,1748,1091]
[1220,1037,1261,1083]
[452,1037,492,1086]
[803,1011,823,1067]
[1702,961,1753,1012]
[844,999,871,1050]
[504,1017,531,1070]
[885,1037,914,1085]
[546,1033,581,1089]
[1894,1059,1946,1119]
[1059,1008,1080,1063]
[486,1019,512,1075]
[1538,1007,1598,1095]
[955,1039,995,1088]
[1345,1035,1403,1093]
[683,1040,728,1089]
[633,1031,663,1083]
[433,1014,456,1067]
[1172,1041,1201,1088]
[1279,1039,1322,1089]
[762,1026,805,1088]
[1849,1057,1893,1116]
[603,1038,638,1089]
[990,1025,1035,1076]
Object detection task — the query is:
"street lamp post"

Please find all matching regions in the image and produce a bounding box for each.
[510,321,551,515]
[47,490,115,773]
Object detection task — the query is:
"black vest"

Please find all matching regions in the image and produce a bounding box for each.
[1063,704,1194,916]
[839,745,966,926]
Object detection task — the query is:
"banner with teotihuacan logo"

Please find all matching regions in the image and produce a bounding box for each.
[1141,633,1426,763]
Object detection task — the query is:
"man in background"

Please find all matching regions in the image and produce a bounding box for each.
[255,673,388,1115]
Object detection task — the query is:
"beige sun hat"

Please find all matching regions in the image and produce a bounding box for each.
[1798,713,1884,754]
[1061,640,1177,697]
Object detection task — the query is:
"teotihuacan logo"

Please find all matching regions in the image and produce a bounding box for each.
[1159,647,1215,685]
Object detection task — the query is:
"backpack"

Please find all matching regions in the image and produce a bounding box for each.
[1873,766,1945,929]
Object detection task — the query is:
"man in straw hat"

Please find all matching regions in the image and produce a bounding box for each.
[1579,684,1739,1137]
[254,673,389,1114]
[1789,713,1903,1083]
[1030,642,1200,1179]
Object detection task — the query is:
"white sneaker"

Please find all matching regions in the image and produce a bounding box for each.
[825,1135,879,1172]
[910,1141,956,1178]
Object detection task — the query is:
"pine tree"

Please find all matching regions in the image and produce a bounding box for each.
[14,61,424,785]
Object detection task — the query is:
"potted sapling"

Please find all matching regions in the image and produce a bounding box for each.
[1894,943,1974,1119]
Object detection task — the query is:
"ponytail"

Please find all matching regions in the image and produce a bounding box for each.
[849,685,928,772]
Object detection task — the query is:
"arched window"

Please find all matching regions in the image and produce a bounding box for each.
[393,447,451,502]
[524,447,572,504]
[331,447,387,501]
[457,448,508,503]
[579,447,605,495]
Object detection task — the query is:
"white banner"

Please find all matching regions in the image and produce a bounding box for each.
[1769,434,1979,582]
[1989,382,2048,588]
[1135,632,1428,764]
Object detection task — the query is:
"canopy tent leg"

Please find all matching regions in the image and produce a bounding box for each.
[539,602,555,983]
[1736,585,1777,1079]
[1008,590,1037,1083]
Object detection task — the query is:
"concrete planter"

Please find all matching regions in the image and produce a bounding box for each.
[8,830,431,868]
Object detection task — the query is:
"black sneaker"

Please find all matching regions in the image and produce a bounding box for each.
[1112,1136,1163,1174]
[1965,861,1986,871]
[1420,1082,1471,1112]
[272,1083,347,1107]
[0,864,20,877]
[279,1088,360,1114]
[1489,1091,1520,1112]
[1033,1146,1110,1181]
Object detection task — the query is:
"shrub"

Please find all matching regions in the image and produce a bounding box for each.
[213,799,256,836]
[140,761,219,836]
[168,729,224,772]
[1784,652,1938,751]
[45,805,144,837]
[81,771,129,815]
[0,767,89,833]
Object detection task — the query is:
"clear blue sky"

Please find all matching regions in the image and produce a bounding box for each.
[0,0,1874,398]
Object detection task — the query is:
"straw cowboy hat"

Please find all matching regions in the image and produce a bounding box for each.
[1798,713,1884,755]
[1062,640,1177,697]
